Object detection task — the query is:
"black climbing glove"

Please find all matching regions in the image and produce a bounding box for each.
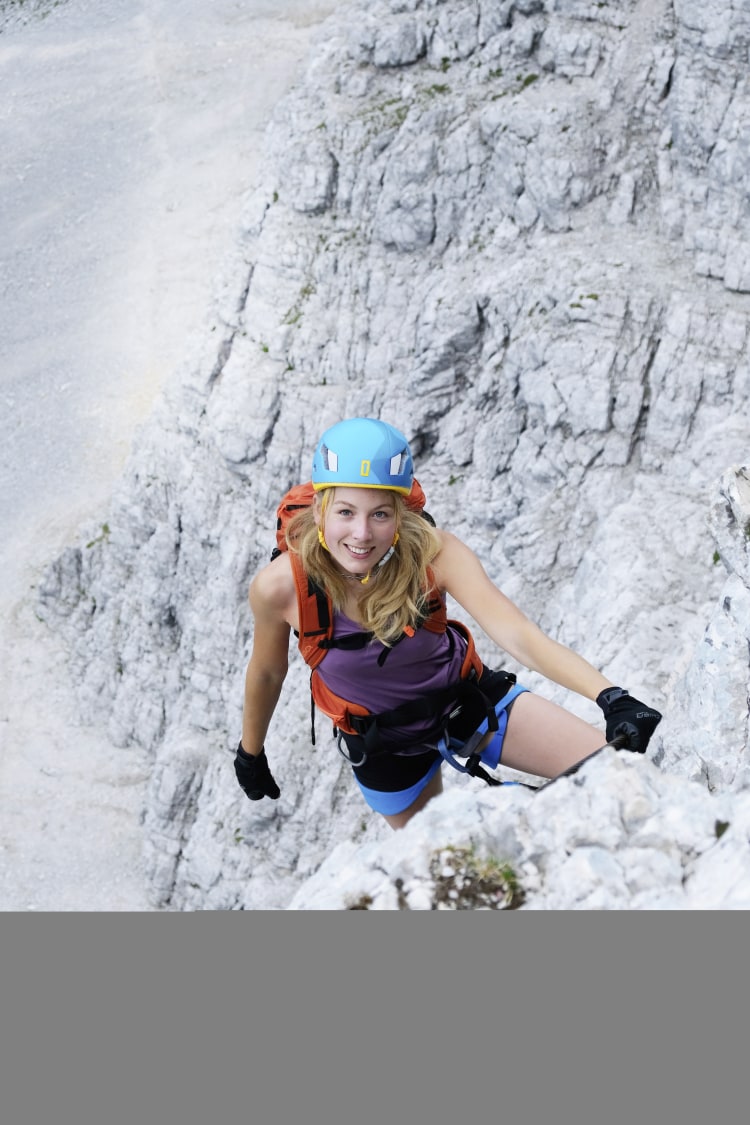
[596,687,662,754]
[234,743,280,801]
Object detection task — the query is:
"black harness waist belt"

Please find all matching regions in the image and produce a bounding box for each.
[341,668,518,763]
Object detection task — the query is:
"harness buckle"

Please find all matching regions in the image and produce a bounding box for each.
[336,730,367,768]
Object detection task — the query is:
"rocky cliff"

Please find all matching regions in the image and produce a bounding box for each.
[39,0,750,909]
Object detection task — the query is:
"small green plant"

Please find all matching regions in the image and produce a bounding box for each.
[86,523,110,549]
[260,342,269,353]
[425,83,451,97]
[713,550,722,565]
[715,820,730,840]
[571,294,598,309]
[519,73,539,90]
[281,282,317,329]
[360,97,408,132]
[429,845,525,909]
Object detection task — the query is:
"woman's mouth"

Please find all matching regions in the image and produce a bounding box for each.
[345,545,374,559]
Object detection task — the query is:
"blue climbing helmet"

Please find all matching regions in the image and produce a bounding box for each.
[311,418,414,495]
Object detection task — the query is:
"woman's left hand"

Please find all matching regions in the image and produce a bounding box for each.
[596,687,662,753]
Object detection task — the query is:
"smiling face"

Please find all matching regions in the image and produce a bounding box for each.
[315,487,398,578]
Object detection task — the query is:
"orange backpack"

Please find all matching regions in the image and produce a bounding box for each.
[270,479,483,741]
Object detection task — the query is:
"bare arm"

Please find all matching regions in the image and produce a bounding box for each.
[432,530,613,702]
[241,557,294,756]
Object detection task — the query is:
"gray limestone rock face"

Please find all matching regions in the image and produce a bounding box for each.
[38,0,750,909]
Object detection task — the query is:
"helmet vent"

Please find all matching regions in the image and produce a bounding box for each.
[321,444,338,472]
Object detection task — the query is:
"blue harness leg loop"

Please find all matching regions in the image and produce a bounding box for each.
[437,683,529,776]
[436,733,478,775]
[472,682,528,769]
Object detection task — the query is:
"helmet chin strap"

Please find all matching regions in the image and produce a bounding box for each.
[359,541,396,584]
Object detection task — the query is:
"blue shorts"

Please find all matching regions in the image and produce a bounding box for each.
[355,755,443,815]
[355,682,529,815]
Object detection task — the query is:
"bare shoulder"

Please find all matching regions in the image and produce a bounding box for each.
[249,552,298,628]
[430,528,487,589]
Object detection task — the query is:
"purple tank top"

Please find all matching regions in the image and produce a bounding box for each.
[316,610,468,751]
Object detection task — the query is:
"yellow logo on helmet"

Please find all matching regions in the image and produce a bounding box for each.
[360,459,371,477]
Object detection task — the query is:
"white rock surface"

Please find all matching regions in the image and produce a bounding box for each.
[33,0,750,909]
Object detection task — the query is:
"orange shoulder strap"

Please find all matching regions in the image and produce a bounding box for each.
[288,558,480,677]
[288,550,332,670]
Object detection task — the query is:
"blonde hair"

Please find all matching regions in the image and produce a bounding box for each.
[288,490,441,646]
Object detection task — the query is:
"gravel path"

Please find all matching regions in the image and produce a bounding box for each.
[0,0,341,910]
